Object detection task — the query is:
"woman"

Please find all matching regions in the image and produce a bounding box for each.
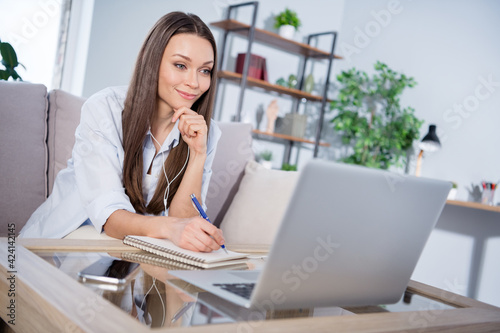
[20,12,224,252]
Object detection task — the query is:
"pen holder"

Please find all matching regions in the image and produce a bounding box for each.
[481,182,496,206]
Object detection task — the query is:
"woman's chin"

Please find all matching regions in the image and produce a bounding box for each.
[174,101,195,110]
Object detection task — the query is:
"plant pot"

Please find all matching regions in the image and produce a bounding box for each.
[447,188,457,200]
[261,161,273,169]
[278,25,295,39]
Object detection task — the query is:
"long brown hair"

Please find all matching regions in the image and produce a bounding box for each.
[122,12,218,215]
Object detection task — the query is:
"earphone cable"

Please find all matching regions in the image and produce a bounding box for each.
[150,131,190,215]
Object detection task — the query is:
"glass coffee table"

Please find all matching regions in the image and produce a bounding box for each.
[2,238,499,332]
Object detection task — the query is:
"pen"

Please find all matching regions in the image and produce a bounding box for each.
[190,193,228,254]
[171,302,194,324]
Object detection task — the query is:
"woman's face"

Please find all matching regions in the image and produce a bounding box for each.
[157,33,214,113]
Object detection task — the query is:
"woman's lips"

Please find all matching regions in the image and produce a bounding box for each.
[177,89,197,100]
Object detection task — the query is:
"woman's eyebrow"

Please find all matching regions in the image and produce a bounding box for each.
[172,53,214,65]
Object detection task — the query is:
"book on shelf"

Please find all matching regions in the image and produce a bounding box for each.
[123,235,248,269]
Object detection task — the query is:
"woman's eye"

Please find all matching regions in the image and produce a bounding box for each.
[200,69,212,75]
[175,64,186,70]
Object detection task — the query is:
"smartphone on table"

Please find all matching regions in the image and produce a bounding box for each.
[78,257,140,289]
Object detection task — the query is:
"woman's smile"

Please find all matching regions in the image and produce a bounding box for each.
[176,89,198,100]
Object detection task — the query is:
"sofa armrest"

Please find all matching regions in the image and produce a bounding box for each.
[0,81,48,236]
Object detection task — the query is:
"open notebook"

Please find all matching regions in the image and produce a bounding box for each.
[123,235,248,269]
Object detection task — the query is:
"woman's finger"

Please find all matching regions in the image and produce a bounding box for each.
[172,106,197,123]
[190,220,223,251]
[176,218,223,252]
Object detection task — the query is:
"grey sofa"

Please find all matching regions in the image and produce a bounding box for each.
[0,81,253,237]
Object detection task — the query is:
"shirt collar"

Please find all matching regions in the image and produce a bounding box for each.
[146,120,181,153]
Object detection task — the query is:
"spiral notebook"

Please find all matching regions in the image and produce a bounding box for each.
[121,251,249,271]
[123,235,248,269]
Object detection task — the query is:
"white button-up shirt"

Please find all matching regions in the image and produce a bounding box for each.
[20,86,221,238]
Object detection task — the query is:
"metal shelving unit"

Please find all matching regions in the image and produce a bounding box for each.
[211,1,341,164]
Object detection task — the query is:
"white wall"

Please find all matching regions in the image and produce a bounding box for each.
[337,0,500,307]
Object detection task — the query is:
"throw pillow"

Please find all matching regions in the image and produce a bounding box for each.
[47,89,86,194]
[220,160,299,245]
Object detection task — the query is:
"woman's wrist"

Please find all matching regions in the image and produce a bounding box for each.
[155,215,178,239]
[189,145,207,158]
[188,148,207,166]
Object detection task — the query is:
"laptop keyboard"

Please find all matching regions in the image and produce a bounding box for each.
[213,283,255,300]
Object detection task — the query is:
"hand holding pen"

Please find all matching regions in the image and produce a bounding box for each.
[190,194,229,254]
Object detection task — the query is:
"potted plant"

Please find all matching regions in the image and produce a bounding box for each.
[448,182,458,200]
[281,163,297,171]
[259,150,273,169]
[329,61,423,170]
[275,74,298,89]
[0,39,24,81]
[274,8,301,39]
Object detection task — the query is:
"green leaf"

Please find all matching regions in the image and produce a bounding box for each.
[0,69,9,80]
[10,70,21,81]
[0,42,18,68]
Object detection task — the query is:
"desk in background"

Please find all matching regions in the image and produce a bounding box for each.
[446,199,500,213]
[412,199,500,307]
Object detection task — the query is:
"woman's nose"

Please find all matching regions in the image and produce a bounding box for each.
[185,70,199,88]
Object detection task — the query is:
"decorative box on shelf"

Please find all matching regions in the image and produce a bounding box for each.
[235,53,268,82]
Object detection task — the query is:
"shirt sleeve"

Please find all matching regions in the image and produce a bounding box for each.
[200,121,222,211]
[72,88,135,232]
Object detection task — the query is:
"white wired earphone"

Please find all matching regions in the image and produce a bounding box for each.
[137,277,166,327]
[135,131,189,327]
[150,131,190,215]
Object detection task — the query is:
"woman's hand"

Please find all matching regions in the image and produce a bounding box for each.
[168,216,225,252]
[172,107,207,155]
[104,211,224,251]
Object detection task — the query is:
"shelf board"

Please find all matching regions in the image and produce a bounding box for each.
[252,129,330,147]
[211,19,342,59]
[218,70,327,102]
[446,200,500,213]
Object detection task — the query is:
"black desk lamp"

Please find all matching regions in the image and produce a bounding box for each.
[415,124,441,176]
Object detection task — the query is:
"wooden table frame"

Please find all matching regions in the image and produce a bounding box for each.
[1,238,500,333]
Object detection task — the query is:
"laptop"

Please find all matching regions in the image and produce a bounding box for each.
[170,159,451,310]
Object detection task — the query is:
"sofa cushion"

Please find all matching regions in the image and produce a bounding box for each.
[205,122,254,227]
[219,160,299,245]
[47,89,86,194]
[0,81,48,236]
